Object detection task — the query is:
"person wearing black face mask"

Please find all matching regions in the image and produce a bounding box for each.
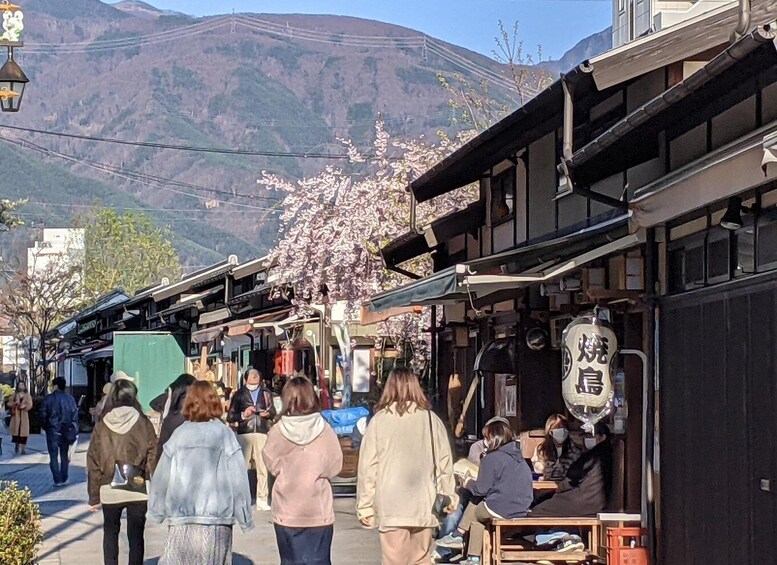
[227,368,277,511]
[532,414,581,482]
[530,422,613,517]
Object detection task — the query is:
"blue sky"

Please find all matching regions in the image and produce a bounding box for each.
[140,1,612,61]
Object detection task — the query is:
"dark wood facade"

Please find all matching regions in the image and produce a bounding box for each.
[660,271,777,565]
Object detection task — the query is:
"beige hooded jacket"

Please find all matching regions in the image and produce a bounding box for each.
[356,403,458,529]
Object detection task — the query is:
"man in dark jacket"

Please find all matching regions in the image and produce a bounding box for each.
[227,368,276,510]
[530,422,613,517]
[40,377,79,487]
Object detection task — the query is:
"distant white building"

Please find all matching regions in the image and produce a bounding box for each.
[612,0,734,47]
[27,228,85,276]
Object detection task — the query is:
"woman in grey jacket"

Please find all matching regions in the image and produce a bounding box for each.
[148,381,254,565]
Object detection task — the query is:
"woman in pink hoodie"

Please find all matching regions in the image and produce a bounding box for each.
[263,376,343,565]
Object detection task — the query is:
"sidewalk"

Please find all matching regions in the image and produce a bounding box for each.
[0,429,380,564]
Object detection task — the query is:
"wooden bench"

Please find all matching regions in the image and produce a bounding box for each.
[483,517,603,565]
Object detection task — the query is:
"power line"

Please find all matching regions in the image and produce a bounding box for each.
[0,135,283,212]
[0,124,378,161]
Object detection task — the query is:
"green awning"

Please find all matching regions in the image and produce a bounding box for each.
[367,217,639,313]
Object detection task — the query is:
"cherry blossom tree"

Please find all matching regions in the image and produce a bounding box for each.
[258,122,478,392]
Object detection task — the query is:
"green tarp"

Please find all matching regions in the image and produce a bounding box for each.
[113,332,187,411]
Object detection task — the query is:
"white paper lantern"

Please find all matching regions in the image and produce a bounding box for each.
[561,315,616,432]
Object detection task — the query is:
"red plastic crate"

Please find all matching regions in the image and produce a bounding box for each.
[606,527,649,565]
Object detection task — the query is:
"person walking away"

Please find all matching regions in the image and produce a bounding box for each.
[437,419,533,563]
[149,373,196,454]
[40,377,78,486]
[263,376,343,565]
[531,414,581,482]
[86,380,157,565]
[227,368,276,511]
[356,368,458,565]
[148,381,253,564]
[8,381,33,454]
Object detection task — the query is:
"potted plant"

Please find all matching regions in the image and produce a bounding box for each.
[0,481,43,565]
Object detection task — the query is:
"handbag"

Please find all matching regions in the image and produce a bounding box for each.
[428,410,451,518]
[110,463,147,494]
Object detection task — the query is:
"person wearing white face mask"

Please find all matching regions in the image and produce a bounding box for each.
[530,422,613,518]
[532,414,581,482]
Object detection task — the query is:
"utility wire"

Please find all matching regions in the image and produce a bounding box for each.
[0,124,384,161]
[0,135,282,212]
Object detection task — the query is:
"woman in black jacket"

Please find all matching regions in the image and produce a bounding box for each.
[530,422,613,517]
[149,373,196,453]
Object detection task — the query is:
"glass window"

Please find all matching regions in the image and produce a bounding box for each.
[758,216,777,271]
[490,168,515,224]
[668,234,705,292]
[707,231,730,283]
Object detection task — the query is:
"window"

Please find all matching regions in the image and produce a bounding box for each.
[490,167,515,225]
[706,230,730,284]
[668,233,705,293]
[758,215,777,271]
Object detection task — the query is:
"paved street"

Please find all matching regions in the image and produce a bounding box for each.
[0,428,381,564]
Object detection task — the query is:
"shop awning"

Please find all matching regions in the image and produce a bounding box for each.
[563,26,777,186]
[224,309,292,337]
[630,125,777,228]
[763,130,777,174]
[83,345,113,362]
[367,219,640,312]
[190,326,223,344]
[198,308,231,326]
[157,285,224,318]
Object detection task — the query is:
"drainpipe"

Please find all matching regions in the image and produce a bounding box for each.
[558,68,629,211]
[562,76,575,163]
[731,0,751,43]
[409,190,417,233]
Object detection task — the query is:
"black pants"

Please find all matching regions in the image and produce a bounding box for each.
[102,501,147,565]
[274,524,333,565]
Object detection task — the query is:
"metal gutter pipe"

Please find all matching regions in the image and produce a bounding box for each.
[731,0,752,43]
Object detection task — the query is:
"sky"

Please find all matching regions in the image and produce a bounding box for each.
[140,0,613,62]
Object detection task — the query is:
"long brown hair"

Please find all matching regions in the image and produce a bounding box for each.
[537,413,570,461]
[376,368,430,416]
[281,376,320,416]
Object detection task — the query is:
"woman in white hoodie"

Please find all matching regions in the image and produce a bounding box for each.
[86,379,157,565]
[263,376,343,565]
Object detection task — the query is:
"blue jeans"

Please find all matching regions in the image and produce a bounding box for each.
[46,432,69,484]
[436,489,471,559]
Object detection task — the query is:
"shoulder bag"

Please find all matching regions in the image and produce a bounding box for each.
[427,410,451,518]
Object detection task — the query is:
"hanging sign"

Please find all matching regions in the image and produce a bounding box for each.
[561,314,616,432]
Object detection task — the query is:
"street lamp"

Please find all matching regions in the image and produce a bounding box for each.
[0,48,27,112]
[0,0,27,112]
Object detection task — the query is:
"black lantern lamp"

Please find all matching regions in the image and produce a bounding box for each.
[0,48,28,112]
[721,196,760,231]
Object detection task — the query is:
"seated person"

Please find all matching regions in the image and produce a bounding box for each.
[437,419,533,563]
[530,422,613,518]
[434,417,508,562]
[531,413,581,481]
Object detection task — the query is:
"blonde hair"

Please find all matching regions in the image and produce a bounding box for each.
[376,368,430,416]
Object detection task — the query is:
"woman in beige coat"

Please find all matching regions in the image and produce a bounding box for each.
[9,381,33,454]
[356,368,457,565]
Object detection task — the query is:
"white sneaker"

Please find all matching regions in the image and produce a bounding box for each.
[256,500,271,511]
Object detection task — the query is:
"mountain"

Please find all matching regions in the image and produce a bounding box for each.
[2,1,602,269]
[541,27,613,75]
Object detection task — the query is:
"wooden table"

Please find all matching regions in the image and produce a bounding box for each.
[485,517,602,565]
[533,480,559,491]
